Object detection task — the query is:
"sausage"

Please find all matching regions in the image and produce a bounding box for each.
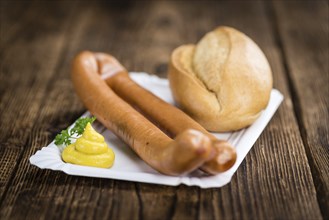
[72,51,237,175]
[71,51,214,176]
[95,52,237,174]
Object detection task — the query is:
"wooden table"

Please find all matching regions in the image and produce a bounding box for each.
[1,1,328,219]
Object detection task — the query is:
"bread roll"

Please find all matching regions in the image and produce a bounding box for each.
[168,26,273,132]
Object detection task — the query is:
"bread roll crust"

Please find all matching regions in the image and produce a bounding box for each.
[168,26,273,132]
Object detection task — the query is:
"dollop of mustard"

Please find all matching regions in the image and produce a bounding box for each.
[62,123,115,168]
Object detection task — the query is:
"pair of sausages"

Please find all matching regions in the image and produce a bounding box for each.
[71,51,236,176]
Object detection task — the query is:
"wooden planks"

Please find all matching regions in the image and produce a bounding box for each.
[0,1,326,219]
[0,1,150,219]
[0,0,76,198]
[273,1,329,217]
[167,1,322,219]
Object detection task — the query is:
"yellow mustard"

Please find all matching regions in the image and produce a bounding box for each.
[62,123,115,168]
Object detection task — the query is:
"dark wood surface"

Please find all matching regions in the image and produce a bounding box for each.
[0,1,328,219]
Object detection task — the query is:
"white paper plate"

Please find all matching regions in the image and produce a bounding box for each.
[30,72,283,188]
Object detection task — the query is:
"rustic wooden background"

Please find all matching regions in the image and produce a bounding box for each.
[0,1,328,219]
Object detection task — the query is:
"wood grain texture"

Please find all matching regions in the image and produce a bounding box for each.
[0,2,146,219]
[0,1,326,220]
[0,0,76,198]
[272,1,329,217]
[171,1,322,219]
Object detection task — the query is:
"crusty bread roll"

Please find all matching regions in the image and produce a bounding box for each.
[168,26,273,132]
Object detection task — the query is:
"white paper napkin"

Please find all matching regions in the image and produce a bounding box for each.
[30,72,283,188]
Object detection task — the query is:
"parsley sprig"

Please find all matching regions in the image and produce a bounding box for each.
[54,116,96,146]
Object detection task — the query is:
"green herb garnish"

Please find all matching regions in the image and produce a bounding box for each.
[55,116,96,146]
